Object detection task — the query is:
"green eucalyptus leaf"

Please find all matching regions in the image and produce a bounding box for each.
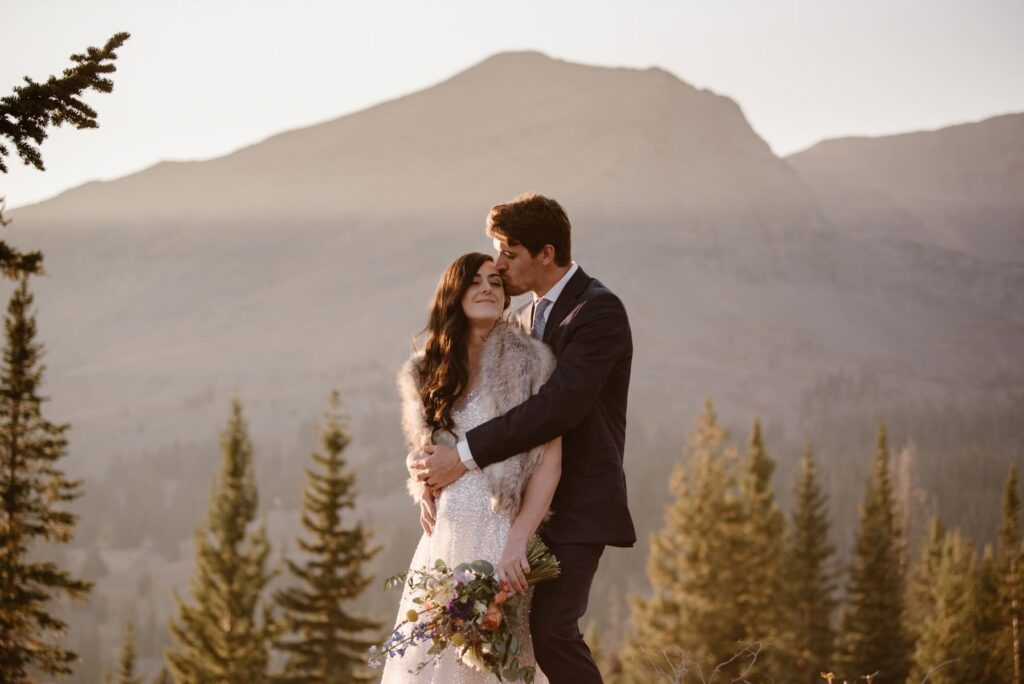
[471,560,494,576]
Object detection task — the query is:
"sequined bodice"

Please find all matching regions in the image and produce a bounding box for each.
[435,387,511,537]
[451,386,488,437]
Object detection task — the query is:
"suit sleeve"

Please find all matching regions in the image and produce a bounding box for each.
[466,292,631,468]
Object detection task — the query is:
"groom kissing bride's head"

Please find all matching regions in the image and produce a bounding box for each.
[392,190,635,684]
[485,192,573,298]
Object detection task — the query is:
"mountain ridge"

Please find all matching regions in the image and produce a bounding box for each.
[786,111,1024,262]
[13,50,816,229]
[2,50,1019,473]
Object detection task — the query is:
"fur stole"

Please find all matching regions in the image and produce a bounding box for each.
[397,321,556,518]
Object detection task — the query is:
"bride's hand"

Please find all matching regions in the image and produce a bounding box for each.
[419,490,436,536]
[496,533,530,593]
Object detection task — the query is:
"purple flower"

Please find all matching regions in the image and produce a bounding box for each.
[447,597,474,620]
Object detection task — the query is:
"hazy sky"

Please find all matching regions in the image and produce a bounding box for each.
[3,0,1023,208]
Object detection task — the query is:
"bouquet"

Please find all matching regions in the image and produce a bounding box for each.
[369,535,560,683]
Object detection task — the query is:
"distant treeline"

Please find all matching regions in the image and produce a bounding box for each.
[3,256,1022,681]
[42,375,1021,680]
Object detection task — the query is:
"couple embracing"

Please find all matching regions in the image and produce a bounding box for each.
[382,193,636,684]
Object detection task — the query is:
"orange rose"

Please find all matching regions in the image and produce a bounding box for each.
[481,604,503,631]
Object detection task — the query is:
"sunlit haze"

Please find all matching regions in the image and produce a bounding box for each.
[2,0,1023,208]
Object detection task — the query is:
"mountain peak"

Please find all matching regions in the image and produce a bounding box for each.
[471,49,557,66]
[459,49,689,88]
[13,51,797,226]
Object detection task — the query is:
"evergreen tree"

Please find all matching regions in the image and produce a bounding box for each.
[166,399,277,683]
[838,423,911,684]
[1001,468,1021,551]
[1001,467,1023,684]
[908,529,982,683]
[0,32,130,277]
[0,276,92,681]
[907,516,946,646]
[912,518,946,604]
[116,621,143,684]
[273,391,381,683]
[734,418,785,679]
[976,545,1010,683]
[621,400,750,681]
[1,32,129,174]
[779,441,838,684]
[952,536,994,683]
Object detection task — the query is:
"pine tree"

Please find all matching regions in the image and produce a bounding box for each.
[166,399,277,683]
[976,545,1010,683]
[0,33,130,278]
[734,418,785,679]
[907,516,946,641]
[779,441,838,684]
[0,32,130,174]
[273,391,381,683]
[621,399,750,682]
[908,529,983,683]
[838,423,911,684]
[0,275,92,681]
[952,537,994,684]
[1001,466,1023,684]
[116,621,143,684]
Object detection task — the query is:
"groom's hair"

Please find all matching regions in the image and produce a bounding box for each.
[486,193,572,266]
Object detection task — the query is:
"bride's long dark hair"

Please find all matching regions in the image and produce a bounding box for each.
[418,252,510,436]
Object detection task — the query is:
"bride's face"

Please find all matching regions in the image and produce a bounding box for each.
[461,261,505,325]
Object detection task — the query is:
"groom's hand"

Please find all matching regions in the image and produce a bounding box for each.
[405,449,420,478]
[412,444,466,491]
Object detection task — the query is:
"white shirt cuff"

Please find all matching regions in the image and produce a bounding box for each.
[457,440,479,470]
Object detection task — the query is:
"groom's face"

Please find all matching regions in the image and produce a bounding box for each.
[493,239,541,297]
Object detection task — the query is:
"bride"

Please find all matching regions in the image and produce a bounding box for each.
[381,252,561,683]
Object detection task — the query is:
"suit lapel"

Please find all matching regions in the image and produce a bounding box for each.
[543,267,590,345]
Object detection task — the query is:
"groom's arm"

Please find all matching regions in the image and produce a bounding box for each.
[466,292,631,468]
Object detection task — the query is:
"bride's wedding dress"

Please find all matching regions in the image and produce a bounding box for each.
[381,387,548,684]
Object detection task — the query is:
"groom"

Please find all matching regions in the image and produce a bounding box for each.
[411,192,636,683]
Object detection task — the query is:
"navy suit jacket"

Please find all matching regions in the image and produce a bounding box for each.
[466,267,636,547]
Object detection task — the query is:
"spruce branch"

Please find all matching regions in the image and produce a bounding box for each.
[0,31,130,173]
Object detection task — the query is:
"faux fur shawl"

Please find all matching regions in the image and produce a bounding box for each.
[397,321,556,518]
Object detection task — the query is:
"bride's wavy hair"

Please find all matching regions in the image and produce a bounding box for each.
[418,252,510,436]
